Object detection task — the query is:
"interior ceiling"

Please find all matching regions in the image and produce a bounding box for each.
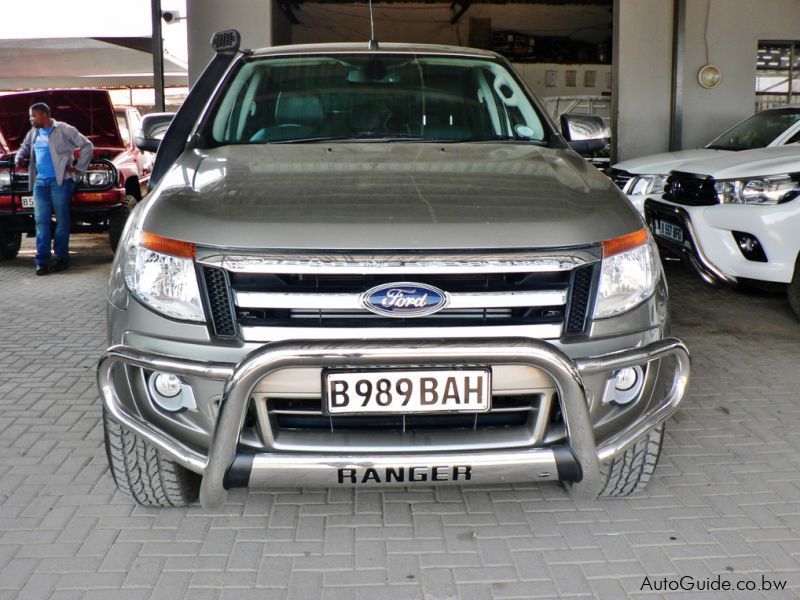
[0,38,187,90]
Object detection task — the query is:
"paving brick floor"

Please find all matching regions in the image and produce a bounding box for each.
[1,235,799,599]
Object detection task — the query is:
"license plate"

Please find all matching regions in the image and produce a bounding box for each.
[324,368,491,415]
[653,219,684,243]
[20,196,34,208]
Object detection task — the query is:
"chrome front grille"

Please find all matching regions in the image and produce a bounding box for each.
[252,391,558,452]
[198,250,599,340]
[663,171,720,206]
[286,307,514,320]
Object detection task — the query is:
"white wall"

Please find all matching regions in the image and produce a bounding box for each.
[612,0,674,162]
[513,63,612,98]
[186,0,277,86]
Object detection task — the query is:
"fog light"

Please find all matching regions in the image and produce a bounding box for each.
[147,371,196,412]
[731,231,768,262]
[604,365,645,405]
[153,372,182,398]
[614,367,638,391]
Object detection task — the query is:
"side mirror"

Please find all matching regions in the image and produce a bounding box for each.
[560,113,608,157]
[135,112,175,153]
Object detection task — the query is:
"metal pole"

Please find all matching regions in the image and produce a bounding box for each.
[788,43,794,105]
[151,0,165,112]
[669,0,685,151]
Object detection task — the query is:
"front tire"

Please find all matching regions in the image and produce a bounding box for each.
[108,195,137,252]
[598,423,665,497]
[0,221,21,260]
[103,409,200,507]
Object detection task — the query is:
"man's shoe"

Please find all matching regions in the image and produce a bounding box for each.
[35,265,48,276]
[51,260,69,272]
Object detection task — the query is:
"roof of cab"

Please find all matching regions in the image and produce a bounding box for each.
[248,42,499,59]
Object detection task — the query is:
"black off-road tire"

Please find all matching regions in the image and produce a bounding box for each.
[788,256,800,321]
[598,423,665,497]
[103,409,200,507]
[0,221,21,260]
[108,195,137,252]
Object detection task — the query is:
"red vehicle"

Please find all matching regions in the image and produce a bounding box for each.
[0,89,152,259]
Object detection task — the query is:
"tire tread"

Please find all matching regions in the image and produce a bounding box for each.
[598,423,664,497]
[103,409,199,507]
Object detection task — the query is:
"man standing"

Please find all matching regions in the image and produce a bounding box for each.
[14,102,93,275]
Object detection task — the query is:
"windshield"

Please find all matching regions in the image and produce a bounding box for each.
[208,54,549,145]
[706,108,800,151]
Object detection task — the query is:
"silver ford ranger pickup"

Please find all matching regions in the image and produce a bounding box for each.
[97,31,690,509]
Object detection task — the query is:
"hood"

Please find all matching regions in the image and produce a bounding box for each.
[141,143,643,251]
[0,89,124,154]
[669,145,800,180]
[613,148,732,176]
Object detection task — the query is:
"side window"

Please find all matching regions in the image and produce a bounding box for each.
[129,111,143,139]
[116,114,131,146]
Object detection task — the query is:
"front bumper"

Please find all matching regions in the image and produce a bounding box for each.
[644,199,737,285]
[645,197,799,285]
[98,336,690,510]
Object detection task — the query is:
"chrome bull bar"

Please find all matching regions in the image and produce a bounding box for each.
[97,337,690,510]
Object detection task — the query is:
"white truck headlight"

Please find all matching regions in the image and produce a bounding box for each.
[714,174,799,205]
[123,231,205,322]
[594,229,659,319]
[624,175,668,196]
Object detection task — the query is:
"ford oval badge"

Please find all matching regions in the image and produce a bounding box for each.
[361,282,449,318]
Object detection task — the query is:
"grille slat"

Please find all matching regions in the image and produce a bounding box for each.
[266,394,540,433]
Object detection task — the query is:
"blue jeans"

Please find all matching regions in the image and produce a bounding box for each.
[33,177,73,266]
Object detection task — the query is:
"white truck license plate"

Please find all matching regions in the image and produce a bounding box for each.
[21,196,34,208]
[654,219,684,243]
[324,368,491,415]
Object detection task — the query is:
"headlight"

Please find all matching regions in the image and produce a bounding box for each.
[123,230,205,322]
[80,169,114,188]
[0,171,11,188]
[624,175,668,196]
[594,228,659,319]
[714,174,799,205]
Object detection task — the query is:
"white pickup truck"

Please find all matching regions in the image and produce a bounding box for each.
[642,145,800,319]
[608,105,800,213]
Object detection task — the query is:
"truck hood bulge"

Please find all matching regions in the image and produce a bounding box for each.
[141,143,643,251]
[666,145,800,180]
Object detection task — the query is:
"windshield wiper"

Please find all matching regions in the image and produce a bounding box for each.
[270,134,431,144]
[466,137,548,145]
[268,134,549,145]
[269,135,354,144]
